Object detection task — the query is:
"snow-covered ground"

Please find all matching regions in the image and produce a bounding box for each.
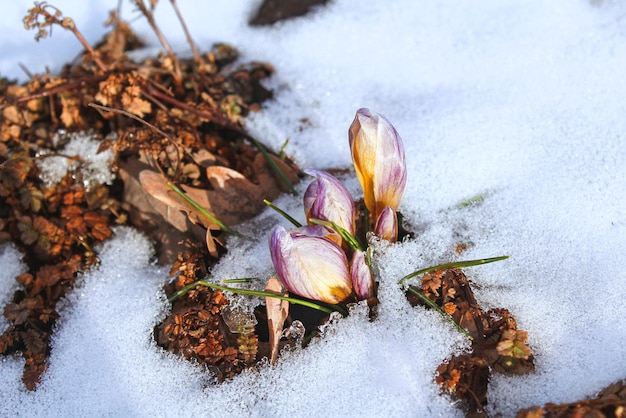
[1,0,626,416]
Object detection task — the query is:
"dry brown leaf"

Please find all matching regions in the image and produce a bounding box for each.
[3,106,23,125]
[138,170,181,208]
[421,270,444,297]
[184,153,299,226]
[119,159,204,264]
[264,276,289,365]
[122,93,152,117]
[95,75,122,107]
[205,228,218,258]
[139,169,220,230]
[59,95,82,127]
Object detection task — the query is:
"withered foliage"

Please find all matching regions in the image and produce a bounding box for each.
[408,268,535,416]
[517,379,626,418]
[1,1,298,389]
[155,286,258,382]
[0,159,113,389]
[153,242,259,381]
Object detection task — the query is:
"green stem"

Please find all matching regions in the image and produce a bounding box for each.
[223,278,255,284]
[406,285,473,340]
[398,256,509,286]
[308,218,364,251]
[248,137,297,195]
[264,200,302,228]
[455,193,488,208]
[167,182,241,237]
[279,137,290,160]
[168,279,347,316]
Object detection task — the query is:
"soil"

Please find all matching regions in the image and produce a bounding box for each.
[1,2,624,417]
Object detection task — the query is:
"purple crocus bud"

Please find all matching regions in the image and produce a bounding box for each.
[348,108,407,223]
[374,206,398,242]
[350,250,374,300]
[269,225,352,304]
[303,169,356,236]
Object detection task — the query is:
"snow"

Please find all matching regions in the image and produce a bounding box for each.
[0,245,26,334]
[37,131,116,188]
[2,0,626,416]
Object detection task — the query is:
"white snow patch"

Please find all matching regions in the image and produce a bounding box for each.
[37,132,115,188]
[0,245,26,333]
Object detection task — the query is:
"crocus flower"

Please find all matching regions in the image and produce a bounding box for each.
[269,225,352,304]
[374,206,398,242]
[348,108,407,223]
[350,250,374,300]
[303,169,356,236]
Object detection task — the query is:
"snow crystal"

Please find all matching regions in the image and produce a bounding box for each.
[37,131,115,188]
[0,245,26,333]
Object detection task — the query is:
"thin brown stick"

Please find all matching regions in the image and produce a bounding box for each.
[28,4,108,73]
[133,0,183,86]
[18,63,34,79]
[88,103,184,178]
[89,103,171,142]
[146,85,233,128]
[66,22,108,73]
[0,76,108,111]
[140,89,169,112]
[169,0,202,67]
[48,95,58,125]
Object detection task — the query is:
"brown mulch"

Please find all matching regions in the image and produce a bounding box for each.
[517,380,626,418]
[407,268,534,416]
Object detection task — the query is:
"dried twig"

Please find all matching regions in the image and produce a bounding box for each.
[0,76,108,111]
[23,2,108,73]
[133,0,183,86]
[169,0,202,67]
[88,102,184,178]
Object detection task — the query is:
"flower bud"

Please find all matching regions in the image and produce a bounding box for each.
[269,225,352,304]
[374,206,398,242]
[350,250,374,300]
[303,169,356,236]
[349,108,407,223]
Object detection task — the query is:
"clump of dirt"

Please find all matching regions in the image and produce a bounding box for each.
[517,379,626,417]
[408,268,534,416]
[250,0,330,26]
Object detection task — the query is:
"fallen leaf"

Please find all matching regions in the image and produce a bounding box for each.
[264,276,289,365]
[421,270,444,297]
[4,300,33,325]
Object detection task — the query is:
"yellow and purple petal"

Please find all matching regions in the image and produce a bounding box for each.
[374,206,398,242]
[348,108,407,222]
[269,225,352,304]
[350,250,374,300]
[303,169,356,236]
[290,224,343,247]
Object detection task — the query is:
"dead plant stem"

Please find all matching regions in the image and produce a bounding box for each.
[169,0,202,66]
[134,0,183,86]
